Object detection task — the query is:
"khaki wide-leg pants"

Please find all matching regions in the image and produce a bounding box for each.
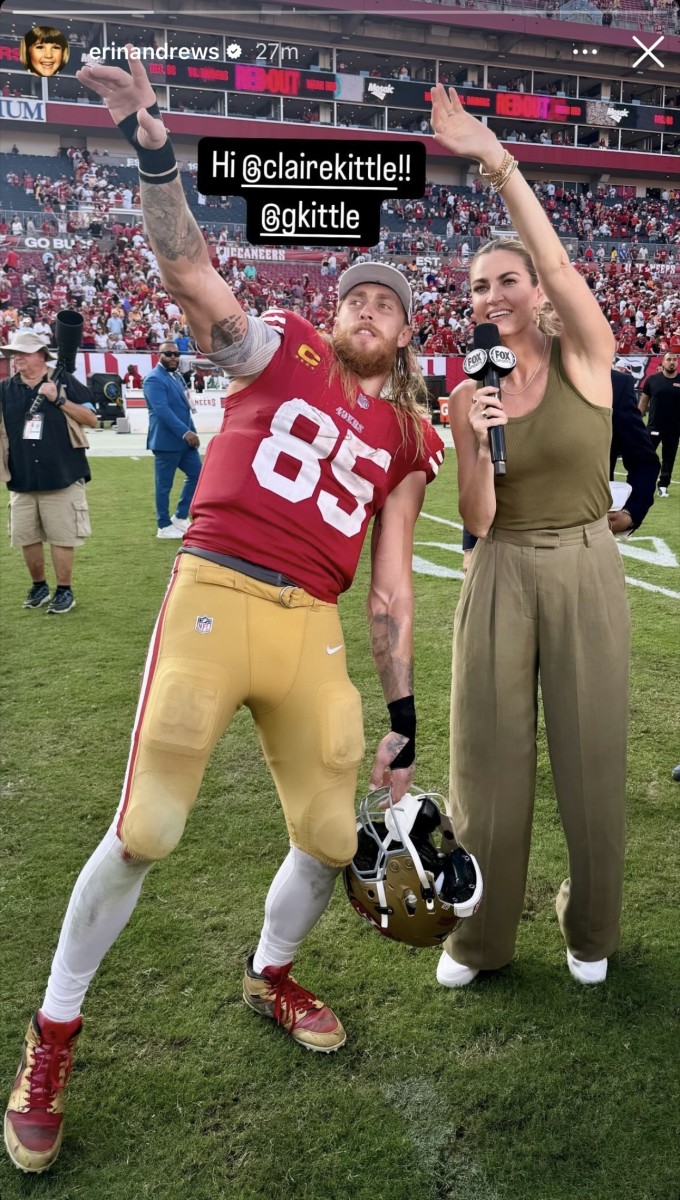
[445,516,630,970]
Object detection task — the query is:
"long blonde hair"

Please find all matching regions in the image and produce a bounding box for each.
[321,334,429,459]
[470,238,561,336]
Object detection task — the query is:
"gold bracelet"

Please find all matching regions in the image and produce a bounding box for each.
[495,157,519,193]
[478,151,516,189]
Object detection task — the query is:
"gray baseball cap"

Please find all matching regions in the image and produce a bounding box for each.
[338,261,412,321]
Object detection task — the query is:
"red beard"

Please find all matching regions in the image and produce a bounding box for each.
[332,324,398,379]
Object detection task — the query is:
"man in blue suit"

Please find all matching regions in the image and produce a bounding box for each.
[143,341,202,539]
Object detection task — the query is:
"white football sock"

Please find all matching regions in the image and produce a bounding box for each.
[42,826,153,1022]
[253,845,341,973]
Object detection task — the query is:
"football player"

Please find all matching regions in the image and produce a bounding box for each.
[4,51,444,1174]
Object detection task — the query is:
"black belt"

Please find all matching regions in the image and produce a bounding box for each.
[181,547,299,589]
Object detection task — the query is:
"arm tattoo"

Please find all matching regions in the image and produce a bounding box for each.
[370,613,414,702]
[210,315,245,352]
[385,733,408,761]
[140,177,205,266]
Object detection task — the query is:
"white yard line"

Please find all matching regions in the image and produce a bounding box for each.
[416,514,679,599]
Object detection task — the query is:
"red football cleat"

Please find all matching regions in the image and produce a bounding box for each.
[243,956,346,1052]
[4,1011,82,1173]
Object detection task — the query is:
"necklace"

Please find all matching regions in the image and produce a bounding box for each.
[501,334,549,395]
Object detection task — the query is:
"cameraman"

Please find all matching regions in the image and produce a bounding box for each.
[0,331,97,614]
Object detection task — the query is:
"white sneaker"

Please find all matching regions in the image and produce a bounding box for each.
[436,951,479,988]
[567,950,607,985]
[172,515,191,532]
[658,487,669,498]
[157,524,183,539]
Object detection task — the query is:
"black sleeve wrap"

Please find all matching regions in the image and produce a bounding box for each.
[387,695,416,770]
[116,104,178,184]
[117,103,162,150]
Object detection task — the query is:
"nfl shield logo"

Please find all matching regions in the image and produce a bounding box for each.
[357,393,370,410]
[195,615,213,634]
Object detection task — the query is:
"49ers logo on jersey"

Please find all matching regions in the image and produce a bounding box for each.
[296,344,321,369]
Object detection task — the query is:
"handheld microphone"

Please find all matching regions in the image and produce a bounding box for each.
[462,324,516,476]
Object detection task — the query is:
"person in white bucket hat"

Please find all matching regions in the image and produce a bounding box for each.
[0,329,97,614]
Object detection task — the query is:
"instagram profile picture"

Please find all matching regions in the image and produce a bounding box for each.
[20,26,69,77]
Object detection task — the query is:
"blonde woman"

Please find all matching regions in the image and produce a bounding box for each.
[431,84,629,988]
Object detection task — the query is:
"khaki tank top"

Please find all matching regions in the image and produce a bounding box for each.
[492,338,612,530]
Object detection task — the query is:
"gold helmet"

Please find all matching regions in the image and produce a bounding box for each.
[343,789,482,947]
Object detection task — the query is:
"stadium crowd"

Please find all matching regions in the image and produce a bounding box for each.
[1,158,678,363]
[380,180,680,241]
[1,233,678,362]
[4,161,680,243]
[3,155,140,230]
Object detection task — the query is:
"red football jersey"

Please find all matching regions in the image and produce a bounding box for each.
[185,310,444,602]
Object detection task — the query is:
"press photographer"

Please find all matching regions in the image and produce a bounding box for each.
[0,318,98,614]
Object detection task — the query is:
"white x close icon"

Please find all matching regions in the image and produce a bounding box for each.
[632,35,665,69]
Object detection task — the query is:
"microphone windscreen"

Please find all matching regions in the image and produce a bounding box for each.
[473,323,501,350]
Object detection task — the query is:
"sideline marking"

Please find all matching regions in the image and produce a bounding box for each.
[413,554,464,580]
[624,576,680,600]
[416,514,679,597]
[618,537,678,568]
[382,1078,502,1200]
[419,512,464,531]
[614,470,678,487]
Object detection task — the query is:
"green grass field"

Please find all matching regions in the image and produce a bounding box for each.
[1,454,679,1200]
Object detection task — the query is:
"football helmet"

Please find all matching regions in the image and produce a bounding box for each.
[344,788,482,947]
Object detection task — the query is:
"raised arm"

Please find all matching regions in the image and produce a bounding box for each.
[76,51,246,354]
[431,84,615,373]
[366,470,426,802]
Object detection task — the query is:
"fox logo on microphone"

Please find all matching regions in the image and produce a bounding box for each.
[463,348,488,378]
[489,345,517,371]
[463,322,515,477]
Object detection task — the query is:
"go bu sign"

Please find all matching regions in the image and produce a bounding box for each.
[0,99,46,121]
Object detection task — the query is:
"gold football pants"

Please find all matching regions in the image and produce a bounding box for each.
[116,554,365,868]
